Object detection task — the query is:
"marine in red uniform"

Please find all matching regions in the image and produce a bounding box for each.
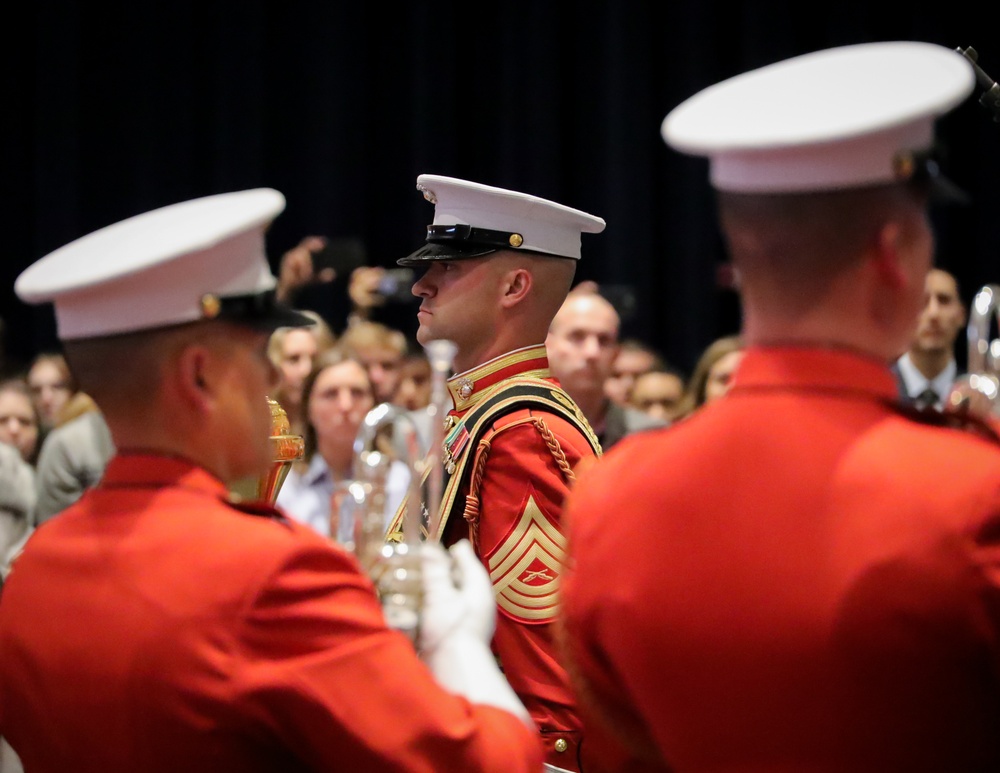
[0,189,543,772]
[390,175,605,771]
[559,43,1000,772]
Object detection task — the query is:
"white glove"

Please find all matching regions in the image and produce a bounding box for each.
[418,539,532,725]
[419,538,495,649]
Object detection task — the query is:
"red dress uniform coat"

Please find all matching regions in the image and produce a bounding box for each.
[559,347,1000,772]
[0,454,542,773]
[438,345,601,771]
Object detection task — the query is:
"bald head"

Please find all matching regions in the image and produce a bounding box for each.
[546,291,621,401]
[487,251,579,362]
[718,185,927,291]
[64,320,279,483]
[64,324,208,413]
[717,184,934,357]
[550,291,620,337]
[496,251,578,320]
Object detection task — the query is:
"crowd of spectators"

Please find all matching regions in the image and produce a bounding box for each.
[0,234,958,549]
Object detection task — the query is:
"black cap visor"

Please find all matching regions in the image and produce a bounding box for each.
[206,289,316,331]
[398,223,533,266]
[894,148,970,205]
[398,241,499,266]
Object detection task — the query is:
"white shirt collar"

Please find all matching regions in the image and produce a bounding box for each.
[896,352,957,405]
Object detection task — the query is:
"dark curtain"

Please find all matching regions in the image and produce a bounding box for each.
[5,2,1000,377]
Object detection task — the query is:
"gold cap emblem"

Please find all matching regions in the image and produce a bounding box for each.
[418,184,437,204]
[892,151,915,182]
[200,294,222,319]
[509,233,524,248]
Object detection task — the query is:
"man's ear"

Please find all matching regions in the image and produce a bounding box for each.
[871,221,908,289]
[500,267,533,309]
[173,344,215,414]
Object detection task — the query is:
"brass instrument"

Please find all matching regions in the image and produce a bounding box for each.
[946,284,1000,418]
[348,402,426,641]
[423,339,459,540]
[260,397,306,503]
[230,396,305,504]
[332,339,457,644]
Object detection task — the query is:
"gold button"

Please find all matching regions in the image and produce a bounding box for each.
[509,233,524,248]
[554,738,568,753]
[892,151,915,182]
[200,293,221,319]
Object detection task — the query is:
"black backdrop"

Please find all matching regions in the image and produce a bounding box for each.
[5,3,1000,377]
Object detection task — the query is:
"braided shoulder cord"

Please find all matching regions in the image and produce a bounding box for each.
[462,438,492,550]
[461,416,577,548]
[531,416,576,483]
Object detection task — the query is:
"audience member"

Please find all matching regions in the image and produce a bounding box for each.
[394,352,432,411]
[604,338,666,405]
[276,347,409,538]
[560,42,1000,770]
[892,267,966,411]
[25,353,74,431]
[274,234,337,305]
[0,442,33,583]
[0,443,30,773]
[628,367,686,422]
[0,187,541,771]
[392,350,435,455]
[275,235,417,336]
[339,320,408,404]
[267,310,336,436]
[0,379,41,467]
[674,334,744,419]
[32,405,114,525]
[389,174,605,771]
[547,290,666,449]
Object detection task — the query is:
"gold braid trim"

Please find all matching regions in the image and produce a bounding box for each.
[462,438,492,549]
[462,416,575,547]
[530,416,575,483]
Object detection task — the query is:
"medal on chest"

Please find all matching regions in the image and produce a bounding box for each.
[442,414,470,475]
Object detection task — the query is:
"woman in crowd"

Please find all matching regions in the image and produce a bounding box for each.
[675,334,744,419]
[267,310,336,437]
[26,352,74,431]
[276,347,409,540]
[0,379,42,467]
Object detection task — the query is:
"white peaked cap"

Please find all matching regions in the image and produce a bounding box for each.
[16,188,312,341]
[661,41,975,193]
[399,174,606,265]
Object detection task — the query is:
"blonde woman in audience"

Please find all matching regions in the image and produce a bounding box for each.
[675,335,744,419]
[267,310,336,436]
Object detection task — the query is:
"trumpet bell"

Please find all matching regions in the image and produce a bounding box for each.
[945,372,999,417]
[943,283,1000,421]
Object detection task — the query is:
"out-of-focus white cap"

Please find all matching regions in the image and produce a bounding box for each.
[399,174,606,265]
[661,42,975,194]
[16,188,313,341]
